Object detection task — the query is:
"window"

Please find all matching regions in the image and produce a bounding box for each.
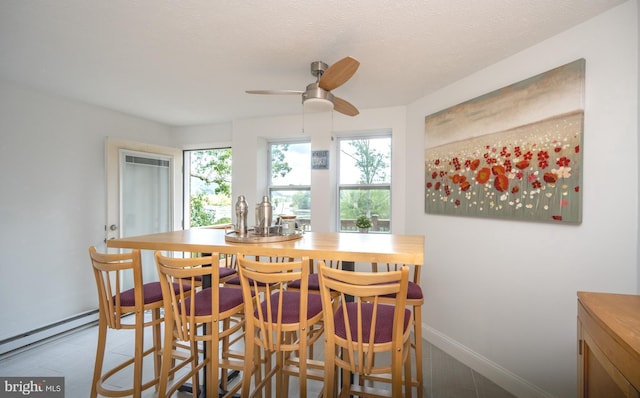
[338,136,391,232]
[268,141,311,228]
[184,148,232,228]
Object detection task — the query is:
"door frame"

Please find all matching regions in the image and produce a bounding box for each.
[105,137,183,243]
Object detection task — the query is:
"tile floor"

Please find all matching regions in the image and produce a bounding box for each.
[0,315,516,398]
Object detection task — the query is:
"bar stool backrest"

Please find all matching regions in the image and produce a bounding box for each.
[89,247,144,329]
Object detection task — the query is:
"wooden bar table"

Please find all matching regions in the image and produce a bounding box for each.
[107,227,425,396]
[107,227,424,266]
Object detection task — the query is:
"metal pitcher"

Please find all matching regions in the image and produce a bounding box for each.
[235,195,248,237]
[255,195,273,235]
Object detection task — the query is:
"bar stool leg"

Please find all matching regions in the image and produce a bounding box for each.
[414,308,424,398]
[133,311,144,397]
[90,316,107,398]
[152,308,162,388]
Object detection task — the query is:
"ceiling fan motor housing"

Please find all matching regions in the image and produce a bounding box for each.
[310,61,328,78]
[302,82,335,105]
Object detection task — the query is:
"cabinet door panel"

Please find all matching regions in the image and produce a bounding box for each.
[583,329,639,398]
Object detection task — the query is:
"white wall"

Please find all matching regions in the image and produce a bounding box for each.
[0,80,172,340]
[637,0,640,293]
[405,2,638,397]
[170,122,233,149]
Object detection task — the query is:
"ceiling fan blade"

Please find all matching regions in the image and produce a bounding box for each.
[318,56,360,91]
[333,97,359,116]
[246,90,303,95]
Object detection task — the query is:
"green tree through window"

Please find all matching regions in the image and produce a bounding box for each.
[188,148,232,227]
[342,139,389,184]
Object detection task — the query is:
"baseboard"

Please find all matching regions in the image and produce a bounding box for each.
[423,324,555,398]
[0,310,99,357]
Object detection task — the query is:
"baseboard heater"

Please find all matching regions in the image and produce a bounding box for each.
[0,309,100,357]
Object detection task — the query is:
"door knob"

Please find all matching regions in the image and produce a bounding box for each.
[109,224,117,231]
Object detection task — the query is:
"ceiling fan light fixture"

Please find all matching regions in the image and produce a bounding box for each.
[302,83,334,112]
[304,97,334,112]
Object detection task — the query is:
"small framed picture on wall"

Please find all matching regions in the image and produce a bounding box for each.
[311,150,329,170]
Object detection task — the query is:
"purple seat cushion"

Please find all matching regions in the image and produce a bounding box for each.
[118,282,191,306]
[225,275,270,286]
[334,302,411,343]
[256,290,323,324]
[191,267,236,282]
[382,281,423,300]
[181,287,244,316]
[287,273,320,291]
[219,267,237,278]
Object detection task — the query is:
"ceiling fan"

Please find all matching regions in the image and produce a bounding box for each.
[246,56,360,116]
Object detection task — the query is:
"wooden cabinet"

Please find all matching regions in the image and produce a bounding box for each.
[577,292,640,398]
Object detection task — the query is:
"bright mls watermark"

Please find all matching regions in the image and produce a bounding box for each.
[0,377,64,397]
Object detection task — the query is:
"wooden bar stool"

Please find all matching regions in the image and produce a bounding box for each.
[318,262,412,398]
[372,262,424,397]
[155,251,247,398]
[237,254,325,398]
[88,247,192,398]
[287,259,341,360]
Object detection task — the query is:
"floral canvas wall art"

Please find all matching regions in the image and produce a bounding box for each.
[424,59,585,223]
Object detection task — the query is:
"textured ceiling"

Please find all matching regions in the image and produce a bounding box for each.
[0,0,626,126]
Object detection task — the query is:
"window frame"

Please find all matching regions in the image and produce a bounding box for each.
[267,139,312,228]
[183,146,233,229]
[336,134,392,233]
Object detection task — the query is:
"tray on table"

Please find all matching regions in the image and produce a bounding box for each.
[224,228,303,243]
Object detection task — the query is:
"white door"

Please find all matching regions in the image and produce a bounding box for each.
[105,137,182,286]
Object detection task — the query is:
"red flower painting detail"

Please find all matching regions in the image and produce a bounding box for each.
[476,168,491,184]
[556,157,570,167]
[543,173,558,183]
[494,174,509,192]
